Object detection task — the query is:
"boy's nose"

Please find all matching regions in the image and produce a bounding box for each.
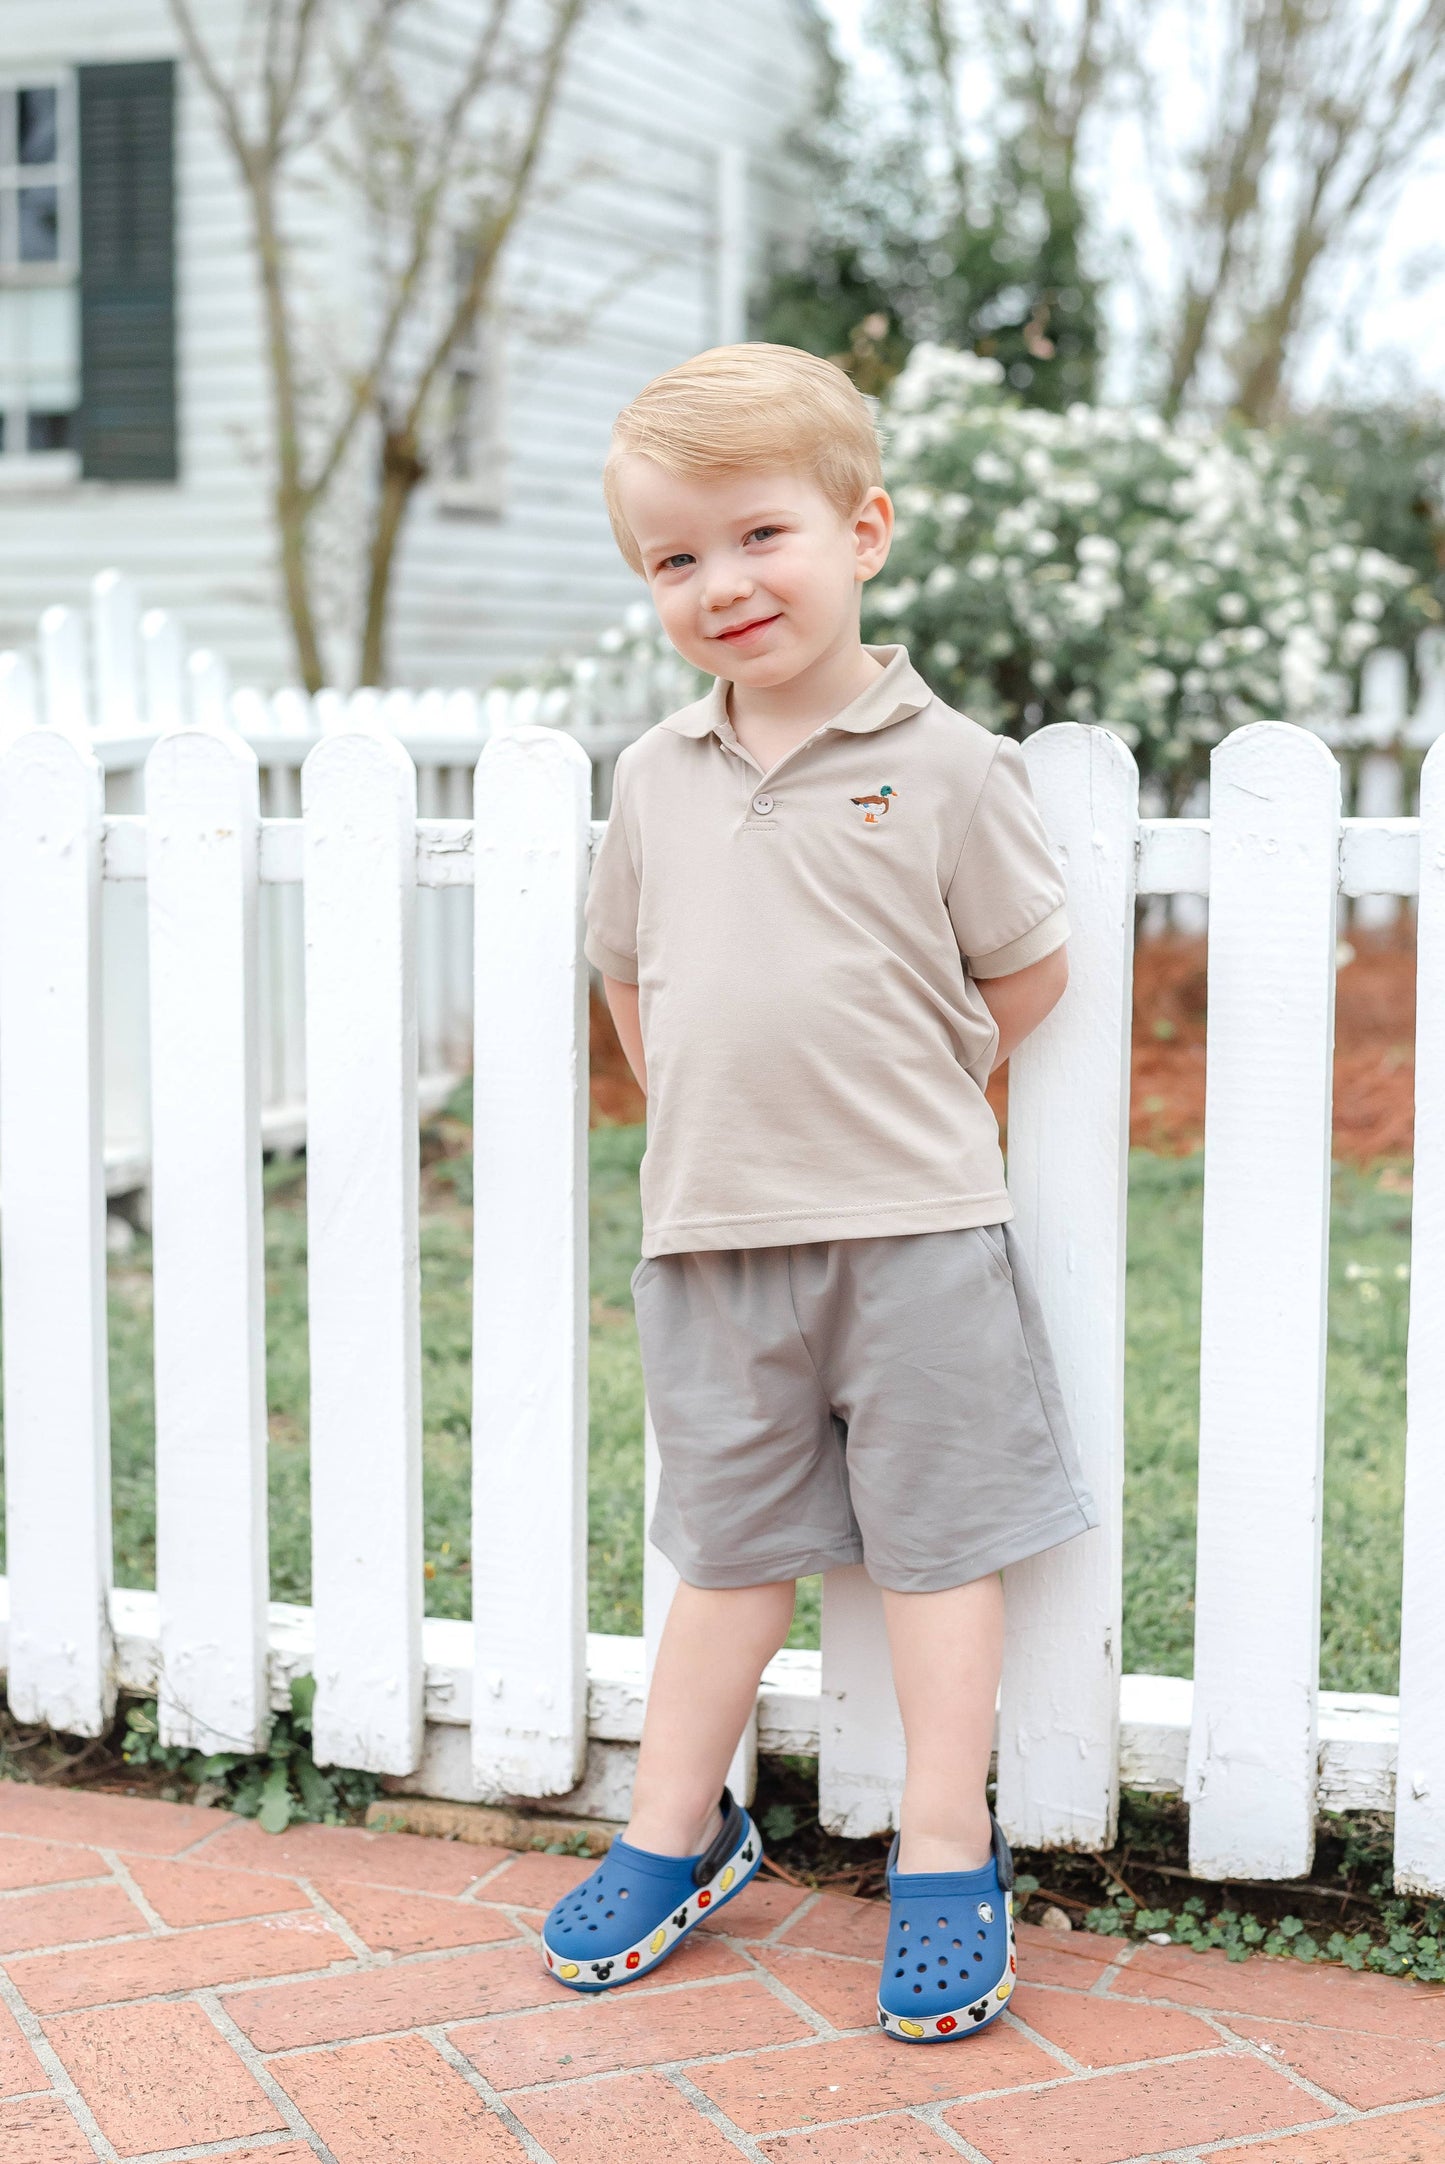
[702,563,753,610]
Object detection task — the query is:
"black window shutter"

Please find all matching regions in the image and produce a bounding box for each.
[78,60,177,482]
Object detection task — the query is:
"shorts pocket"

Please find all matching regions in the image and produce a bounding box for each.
[973,1221,1013,1283]
[629,1255,654,1296]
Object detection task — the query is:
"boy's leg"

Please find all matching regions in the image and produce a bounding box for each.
[625,1579,795,1855]
[882,1571,1004,1874]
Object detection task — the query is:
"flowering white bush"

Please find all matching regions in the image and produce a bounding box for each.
[867,345,1428,794]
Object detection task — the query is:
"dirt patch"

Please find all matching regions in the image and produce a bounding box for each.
[590,926,1418,1166]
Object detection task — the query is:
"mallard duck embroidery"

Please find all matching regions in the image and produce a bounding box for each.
[851,785,897,823]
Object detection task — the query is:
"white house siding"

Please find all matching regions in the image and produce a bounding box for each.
[0,0,826,691]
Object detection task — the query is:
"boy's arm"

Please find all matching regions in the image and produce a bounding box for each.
[974,944,1068,1075]
[603,974,647,1097]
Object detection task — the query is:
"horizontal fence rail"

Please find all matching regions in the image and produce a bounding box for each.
[0,690,1439,1893]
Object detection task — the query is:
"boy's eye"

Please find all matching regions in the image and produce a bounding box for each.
[656,552,694,572]
[745,526,781,544]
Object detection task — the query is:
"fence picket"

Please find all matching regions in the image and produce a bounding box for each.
[1396,733,1445,1894]
[303,732,424,1774]
[147,728,268,1753]
[996,722,1138,1850]
[0,733,113,1733]
[819,1568,905,1836]
[92,571,142,732]
[1186,723,1340,1879]
[470,727,591,1798]
[39,606,88,742]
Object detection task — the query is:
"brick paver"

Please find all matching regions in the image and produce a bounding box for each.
[122,1854,303,1927]
[946,2051,1335,2164]
[311,1876,521,1954]
[1211,2102,1445,2161]
[455,1975,811,2090]
[3,1782,1445,2164]
[0,1996,45,2096]
[0,1838,108,1893]
[758,2122,977,2161]
[1224,2012,1445,2110]
[510,2067,747,2160]
[0,2091,96,2162]
[46,1999,286,2154]
[272,2032,530,2161]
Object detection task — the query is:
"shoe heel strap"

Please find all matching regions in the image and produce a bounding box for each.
[693,1787,747,1888]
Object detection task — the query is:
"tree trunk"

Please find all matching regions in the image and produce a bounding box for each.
[358,431,427,687]
[252,176,328,691]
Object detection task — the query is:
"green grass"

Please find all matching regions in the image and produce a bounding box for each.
[0,1131,1412,1694]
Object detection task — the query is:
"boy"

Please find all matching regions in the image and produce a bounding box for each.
[541,343,1097,2041]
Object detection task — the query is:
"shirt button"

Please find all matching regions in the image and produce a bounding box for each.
[752,794,774,815]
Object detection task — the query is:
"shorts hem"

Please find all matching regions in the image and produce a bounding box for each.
[862,1500,1101,1594]
[653,1534,866,1589]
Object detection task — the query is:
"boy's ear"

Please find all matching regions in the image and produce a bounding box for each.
[854,486,894,581]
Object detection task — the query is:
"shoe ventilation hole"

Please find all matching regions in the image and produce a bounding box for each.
[895,1968,905,1978]
[921,1935,931,1946]
[974,1950,983,1963]
[900,1921,909,1933]
[977,1928,987,1940]
[605,1910,614,1919]
[913,1984,923,1994]
[952,1938,962,1949]
[937,1956,947,1966]
[619,1889,629,1898]
[937,1917,948,1928]
[916,1963,927,1974]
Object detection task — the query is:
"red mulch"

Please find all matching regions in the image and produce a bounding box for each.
[589,926,1417,1165]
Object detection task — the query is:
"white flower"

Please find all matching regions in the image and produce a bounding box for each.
[1218,593,1247,622]
[1353,590,1385,621]
[1077,535,1120,567]
[926,564,959,595]
[973,451,1014,485]
[932,640,961,669]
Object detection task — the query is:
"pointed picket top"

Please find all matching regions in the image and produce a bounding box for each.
[1396,730,1445,1895]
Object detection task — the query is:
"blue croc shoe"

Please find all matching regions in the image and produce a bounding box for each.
[877,1811,1017,2043]
[540,1787,763,1992]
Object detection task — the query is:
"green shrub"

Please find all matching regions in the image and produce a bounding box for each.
[866,346,1435,799]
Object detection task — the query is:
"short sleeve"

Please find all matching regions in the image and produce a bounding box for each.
[584,757,641,983]
[946,734,1070,978]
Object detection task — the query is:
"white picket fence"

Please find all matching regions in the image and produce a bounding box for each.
[0,682,1440,1893]
[0,573,695,1194]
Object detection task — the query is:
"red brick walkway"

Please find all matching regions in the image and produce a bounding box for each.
[2,1784,1443,2164]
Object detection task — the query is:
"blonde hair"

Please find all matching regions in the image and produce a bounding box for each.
[603,342,884,573]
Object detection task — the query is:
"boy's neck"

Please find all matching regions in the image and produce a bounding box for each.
[725,633,885,767]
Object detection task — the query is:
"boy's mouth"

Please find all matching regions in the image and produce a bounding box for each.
[713,613,782,644]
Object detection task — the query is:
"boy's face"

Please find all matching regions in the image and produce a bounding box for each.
[614,457,893,687]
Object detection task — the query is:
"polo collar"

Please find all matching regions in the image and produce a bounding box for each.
[658,644,933,740]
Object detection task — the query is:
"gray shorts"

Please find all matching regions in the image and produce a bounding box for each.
[632,1223,1099,1594]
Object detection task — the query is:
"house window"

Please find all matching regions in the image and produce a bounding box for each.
[440,239,507,516]
[0,72,80,468]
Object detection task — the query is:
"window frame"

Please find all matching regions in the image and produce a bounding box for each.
[0,67,80,478]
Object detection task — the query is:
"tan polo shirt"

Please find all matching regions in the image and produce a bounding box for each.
[585,643,1070,1257]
